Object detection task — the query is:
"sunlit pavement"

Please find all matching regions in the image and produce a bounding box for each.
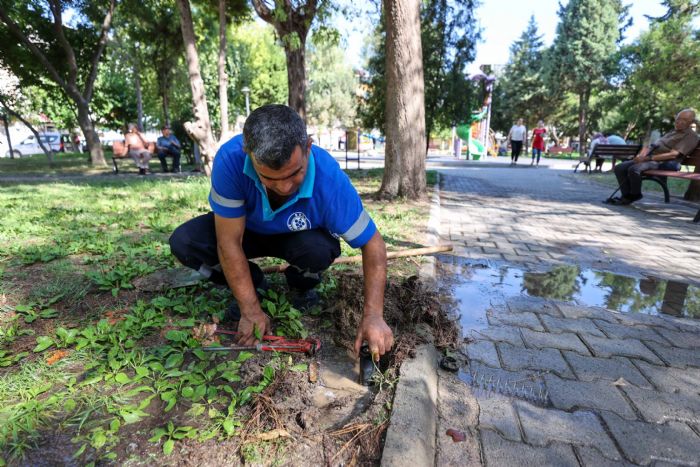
[430,163,700,465]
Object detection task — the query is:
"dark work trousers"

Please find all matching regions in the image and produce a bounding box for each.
[169,212,341,291]
[511,140,523,162]
[614,160,660,197]
[157,148,181,173]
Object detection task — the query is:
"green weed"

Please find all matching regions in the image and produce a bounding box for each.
[259,290,307,338]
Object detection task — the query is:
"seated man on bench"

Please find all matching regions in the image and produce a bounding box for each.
[125,123,153,175]
[156,125,182,173]
[606,109,698,205]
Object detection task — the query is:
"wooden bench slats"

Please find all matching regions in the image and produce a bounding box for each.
[640,144,700,223]
[110,140,156,173]
[643,170,700,180]
[574,144,642,173]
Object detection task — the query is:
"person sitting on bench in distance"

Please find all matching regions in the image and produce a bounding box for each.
[124,123,152,175]
[606,108,698,205]
[168,104,394,358]
[156,125,182,173]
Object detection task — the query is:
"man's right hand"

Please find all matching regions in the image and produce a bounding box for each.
[236,309,272,345]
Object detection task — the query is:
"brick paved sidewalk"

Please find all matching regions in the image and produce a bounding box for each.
[433,166,700,466]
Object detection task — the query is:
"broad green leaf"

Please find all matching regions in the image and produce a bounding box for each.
[33,336,54,352]
[110,419,121,432]
[289,364,308,372]
[192,349,208,361]
[223,418,235,435]
[163,439,175,455]
[92,432,107,449]
[148,428,167,443]
[165,330,188,342]
[114,372,131,384]
[165,353,184,369]
[39,309,59,319]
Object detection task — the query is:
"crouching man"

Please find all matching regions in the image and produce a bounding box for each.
[169,104,393,357]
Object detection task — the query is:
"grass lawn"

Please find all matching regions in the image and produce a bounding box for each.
[0,151,201,175]
[0,165,438,464]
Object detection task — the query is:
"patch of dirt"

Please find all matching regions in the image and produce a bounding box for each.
[4,268,457,466]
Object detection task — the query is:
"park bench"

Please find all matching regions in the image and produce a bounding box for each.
[111,140,156,173]
[642,147,700,223]
[574,144,642,173]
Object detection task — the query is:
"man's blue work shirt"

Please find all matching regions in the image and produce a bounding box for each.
[209,135,377,249]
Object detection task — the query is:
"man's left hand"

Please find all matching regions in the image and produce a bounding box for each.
[354,314,394,360]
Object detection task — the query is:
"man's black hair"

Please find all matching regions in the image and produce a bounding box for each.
[243,104,307,169]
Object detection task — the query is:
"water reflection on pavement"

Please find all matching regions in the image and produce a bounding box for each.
[439,255,699,333]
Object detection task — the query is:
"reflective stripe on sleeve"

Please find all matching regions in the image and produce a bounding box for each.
[341,210,371,243]
[210,187,244,208]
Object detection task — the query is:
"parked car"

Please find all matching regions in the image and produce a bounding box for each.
[4,132,62,157]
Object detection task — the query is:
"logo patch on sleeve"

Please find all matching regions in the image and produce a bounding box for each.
[287,212,310,231]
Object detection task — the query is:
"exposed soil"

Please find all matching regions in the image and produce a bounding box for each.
[3,266,457,466]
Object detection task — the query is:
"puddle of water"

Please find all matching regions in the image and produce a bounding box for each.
[441,257,699,331]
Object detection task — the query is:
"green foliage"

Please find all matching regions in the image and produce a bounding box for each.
[421,0,481,135]
[359,0,480,138]
[613,7,700,140]
[522,265,581,301]
[546,0,627,147]
[259,290,308,338]
[229,22,288,112]
[306,37,358,129]
[491,16,549,132]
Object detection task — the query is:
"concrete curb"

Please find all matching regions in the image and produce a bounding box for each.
[381,344,441,467]
[382,173,443,467]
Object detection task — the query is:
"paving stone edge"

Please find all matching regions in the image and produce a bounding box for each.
[382,173,442,467]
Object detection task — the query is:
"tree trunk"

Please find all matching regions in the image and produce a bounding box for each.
[162,84,171,127]
[379,0,426,199]
[683,166,700,201]
[176,0,217,176]
[285,46,306,122]
[134,59,144,131]
[0,95,53,163]
[218,0,229,138]
[77,100,105,165]
[577,89,589,156]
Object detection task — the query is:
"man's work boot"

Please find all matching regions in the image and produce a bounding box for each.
[288,288,320,311]
[222,277,269,323]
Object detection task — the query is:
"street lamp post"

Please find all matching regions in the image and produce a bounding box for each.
[242,86,250,116]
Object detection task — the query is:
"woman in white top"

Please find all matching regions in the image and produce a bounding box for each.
[507,118,527,165]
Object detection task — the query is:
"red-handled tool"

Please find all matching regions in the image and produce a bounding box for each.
[202,329,321,356]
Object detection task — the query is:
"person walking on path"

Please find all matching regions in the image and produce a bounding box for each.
[606,108,698,205]
[507,118,527,165]
[169,104,394,358]
[530,120,546,166]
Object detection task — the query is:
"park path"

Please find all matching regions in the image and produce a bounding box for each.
[430,162,700,466]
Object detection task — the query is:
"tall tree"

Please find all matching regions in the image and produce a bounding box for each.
[175,0,217,175]
[229,21,288,112]
[380,0,426,199]
[360,0,479,143]
[0,0,116,165]
[492,16,549,131]
[306,33,358,130]
[251,0,319,121]
[547,0,626,154]
[421,0,480,150]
